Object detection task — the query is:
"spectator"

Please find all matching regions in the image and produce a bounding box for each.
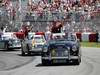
[0,27,3,38]
[21,25,30,39]
[96,30,99,43]
[45,29,51,41]
[51,21,63,33]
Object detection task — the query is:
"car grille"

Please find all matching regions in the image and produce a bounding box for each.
[36,45,43,48]
[51,49,68,57]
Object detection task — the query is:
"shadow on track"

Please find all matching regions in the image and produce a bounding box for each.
[36,63,79,67]
[0,49,20,52]
[17,53,41,57]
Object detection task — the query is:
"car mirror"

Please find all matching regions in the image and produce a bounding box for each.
[29,36,33,40]
[31,36,33,39]
[77,39,80,43]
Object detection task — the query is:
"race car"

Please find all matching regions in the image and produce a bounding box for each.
[21,33,46,55]
[31,35,46,52]
[0,32,21,50]
[41,33,81,65]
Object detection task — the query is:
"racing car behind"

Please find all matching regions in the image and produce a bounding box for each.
[0,32,21,50]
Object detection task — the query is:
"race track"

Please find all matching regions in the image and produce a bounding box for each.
[0,47,100,75]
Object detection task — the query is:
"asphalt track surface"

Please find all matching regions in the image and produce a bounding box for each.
[0,47,100,75]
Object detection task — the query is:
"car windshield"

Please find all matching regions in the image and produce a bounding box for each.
[53,34,76,41]
[28,34,33,40]
[65,35,76,41]
[1,37,10,40]
[34,36,45,43]
[47,40,65,46]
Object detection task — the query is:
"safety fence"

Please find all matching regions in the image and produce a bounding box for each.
[76,32,100,42]
[14,31,100,42]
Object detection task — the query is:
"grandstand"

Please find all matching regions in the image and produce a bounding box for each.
[0,0,99,32]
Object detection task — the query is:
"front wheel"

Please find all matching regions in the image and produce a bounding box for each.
[74,58,81,65]
[21,50,26,56]
[21,41,26,56]
[42,59,51,65]
[42,59,46,65]
[5,44,9,50]
[26,44,31,55]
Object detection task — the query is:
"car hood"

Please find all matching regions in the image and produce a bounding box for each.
[65,41,77,45]
[50,41,77,47]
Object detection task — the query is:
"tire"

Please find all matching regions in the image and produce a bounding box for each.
[21,50,25,56]
[5,44,9,50]
[74,50,81,65]
[76,51,81,65]
[26,44,31,55]
[21,41,26,56]
[74,58,81,65]
[42,59,51,65]
[42,59,46,65]
[75,59,80,65]
[79,57,81,63]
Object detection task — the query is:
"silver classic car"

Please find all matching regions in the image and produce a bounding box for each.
[21,34,46,55]
[0,33,21,50]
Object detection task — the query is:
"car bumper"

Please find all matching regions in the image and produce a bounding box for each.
[42,56,79,63]
[9,45,21,49]
[30,48,42,52]
[42,56,79,60]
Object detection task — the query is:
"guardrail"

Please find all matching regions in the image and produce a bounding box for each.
[76,32,100,42]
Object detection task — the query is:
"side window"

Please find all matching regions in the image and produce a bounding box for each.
[71,35,76,41]
[28,35,33,40]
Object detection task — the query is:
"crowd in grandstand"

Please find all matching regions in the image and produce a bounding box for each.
[24,0,100,32]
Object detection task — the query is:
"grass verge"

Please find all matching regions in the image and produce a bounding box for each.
[81,42,100,48]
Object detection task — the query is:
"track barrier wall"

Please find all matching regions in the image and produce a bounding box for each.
[75,32,100,42]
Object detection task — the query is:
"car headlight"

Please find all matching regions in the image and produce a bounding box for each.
[43,47,48,52]
[8,41,12,45]
[14,40,20,43]
[67,47,70,50]
[64,50,68,55]
[72,46,77,51]
[32,41,35,47]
